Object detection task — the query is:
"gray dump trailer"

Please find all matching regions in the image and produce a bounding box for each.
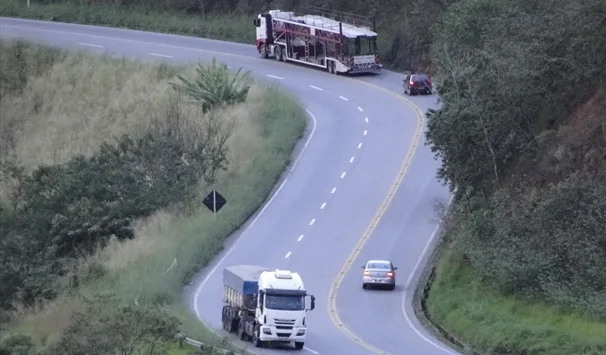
[221,265,269,343]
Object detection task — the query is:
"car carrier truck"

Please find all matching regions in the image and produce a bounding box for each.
[253,6,383,75]
[221,265,316,349]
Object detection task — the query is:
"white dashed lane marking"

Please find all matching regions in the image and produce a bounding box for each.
[77,42,103,48]
[150,52,173,58]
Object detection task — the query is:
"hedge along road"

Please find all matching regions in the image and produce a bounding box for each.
[0,17,458,355]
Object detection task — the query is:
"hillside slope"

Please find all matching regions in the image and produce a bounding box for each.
[423,0,606,352]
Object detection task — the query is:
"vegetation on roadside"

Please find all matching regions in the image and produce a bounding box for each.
[0,0,450,71]
[423,0,606,353]
[3,0,606,354]
[0,39,306,354]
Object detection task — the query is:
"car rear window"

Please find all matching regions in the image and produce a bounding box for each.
[412,75,428,82]
[367,263,390,269]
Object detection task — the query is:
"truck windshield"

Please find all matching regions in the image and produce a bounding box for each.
[265,294,305,311]
[344,36,377,56]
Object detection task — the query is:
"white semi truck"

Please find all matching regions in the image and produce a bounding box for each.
[221,265,316,350]
[252,6,383,75]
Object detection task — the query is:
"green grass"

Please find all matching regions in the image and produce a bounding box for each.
[2,39,306,353]
[425,246,606,355]
[0,0,255,44]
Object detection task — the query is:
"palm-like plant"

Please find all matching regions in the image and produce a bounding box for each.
[169,57,252,113]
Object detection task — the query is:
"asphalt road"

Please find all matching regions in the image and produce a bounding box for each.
[1,17,458,355]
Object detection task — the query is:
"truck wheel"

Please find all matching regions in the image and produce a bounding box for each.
[260,44,268,59]
[252,327,264,348]
[274,46,281,61]
[294,341,304,350]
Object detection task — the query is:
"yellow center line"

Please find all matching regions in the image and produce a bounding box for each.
[326,78,425,355]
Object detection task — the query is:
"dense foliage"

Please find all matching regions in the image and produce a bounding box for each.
[426,0,606,321]
[0,41,247,321]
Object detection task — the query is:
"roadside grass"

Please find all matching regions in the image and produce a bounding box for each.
[2,39,306,352]
[425,243,606,355]
[0,0,254,44]
[0,0,398,71]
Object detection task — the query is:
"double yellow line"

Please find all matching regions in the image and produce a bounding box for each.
[326,79,425,355]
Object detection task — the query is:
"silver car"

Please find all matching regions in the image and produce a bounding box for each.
[361,259,398,290]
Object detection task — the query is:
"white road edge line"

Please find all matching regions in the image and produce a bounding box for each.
[358,106,363,112]
[309,218,316,226]
[309,85,323,90]
[266,74,283,80]
[297,235,304,242]
[320,202,327,210]
[331,187,337,194]
[150,52,173,58]
[365,117,369,123]
[339,95,348,101]
[285,251,292,259]
[290,109,318,173]
[401,194,459,355]
[304,347,320,354]
[77,42,103,48]
[358,143,363,149]
[349,156,355,163]
[340,172,346,178]
[193,110,317,354]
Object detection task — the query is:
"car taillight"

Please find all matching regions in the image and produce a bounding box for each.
[409,81,414,86]
[387,272,394,278]
[375,55,380,63]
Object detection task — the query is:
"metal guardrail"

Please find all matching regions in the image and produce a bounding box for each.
[175,332,246,355]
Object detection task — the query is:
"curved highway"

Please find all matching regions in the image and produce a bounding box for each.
[0,17,458,355]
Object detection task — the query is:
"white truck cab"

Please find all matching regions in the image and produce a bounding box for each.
[256,269,315,348]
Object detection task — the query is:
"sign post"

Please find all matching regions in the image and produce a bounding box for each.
[202,190,227,220]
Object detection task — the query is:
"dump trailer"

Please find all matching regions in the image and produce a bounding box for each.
[253,6,383,75]
[221,265,316,350]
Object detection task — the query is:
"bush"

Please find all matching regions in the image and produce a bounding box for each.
[170,57,252,114]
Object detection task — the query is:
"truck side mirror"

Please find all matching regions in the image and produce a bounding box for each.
[307,295,316,311]
[253,19,260,27]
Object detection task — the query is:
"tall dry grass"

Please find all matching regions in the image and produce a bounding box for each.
[2,39,307,350]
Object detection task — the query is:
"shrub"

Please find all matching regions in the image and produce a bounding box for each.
[170,57,252,114]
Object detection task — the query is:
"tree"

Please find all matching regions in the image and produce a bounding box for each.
[53,293,180,355]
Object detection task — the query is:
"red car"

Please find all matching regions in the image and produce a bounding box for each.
[403,73,433,95]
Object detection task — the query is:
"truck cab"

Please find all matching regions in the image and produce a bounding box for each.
[255,269,315,348]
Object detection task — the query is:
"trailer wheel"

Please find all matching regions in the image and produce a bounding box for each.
[238,322,247,340]
[294,341,304,350]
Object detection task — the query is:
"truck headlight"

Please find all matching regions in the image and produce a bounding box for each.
[296,329,305,336]
[262,327,271,335]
